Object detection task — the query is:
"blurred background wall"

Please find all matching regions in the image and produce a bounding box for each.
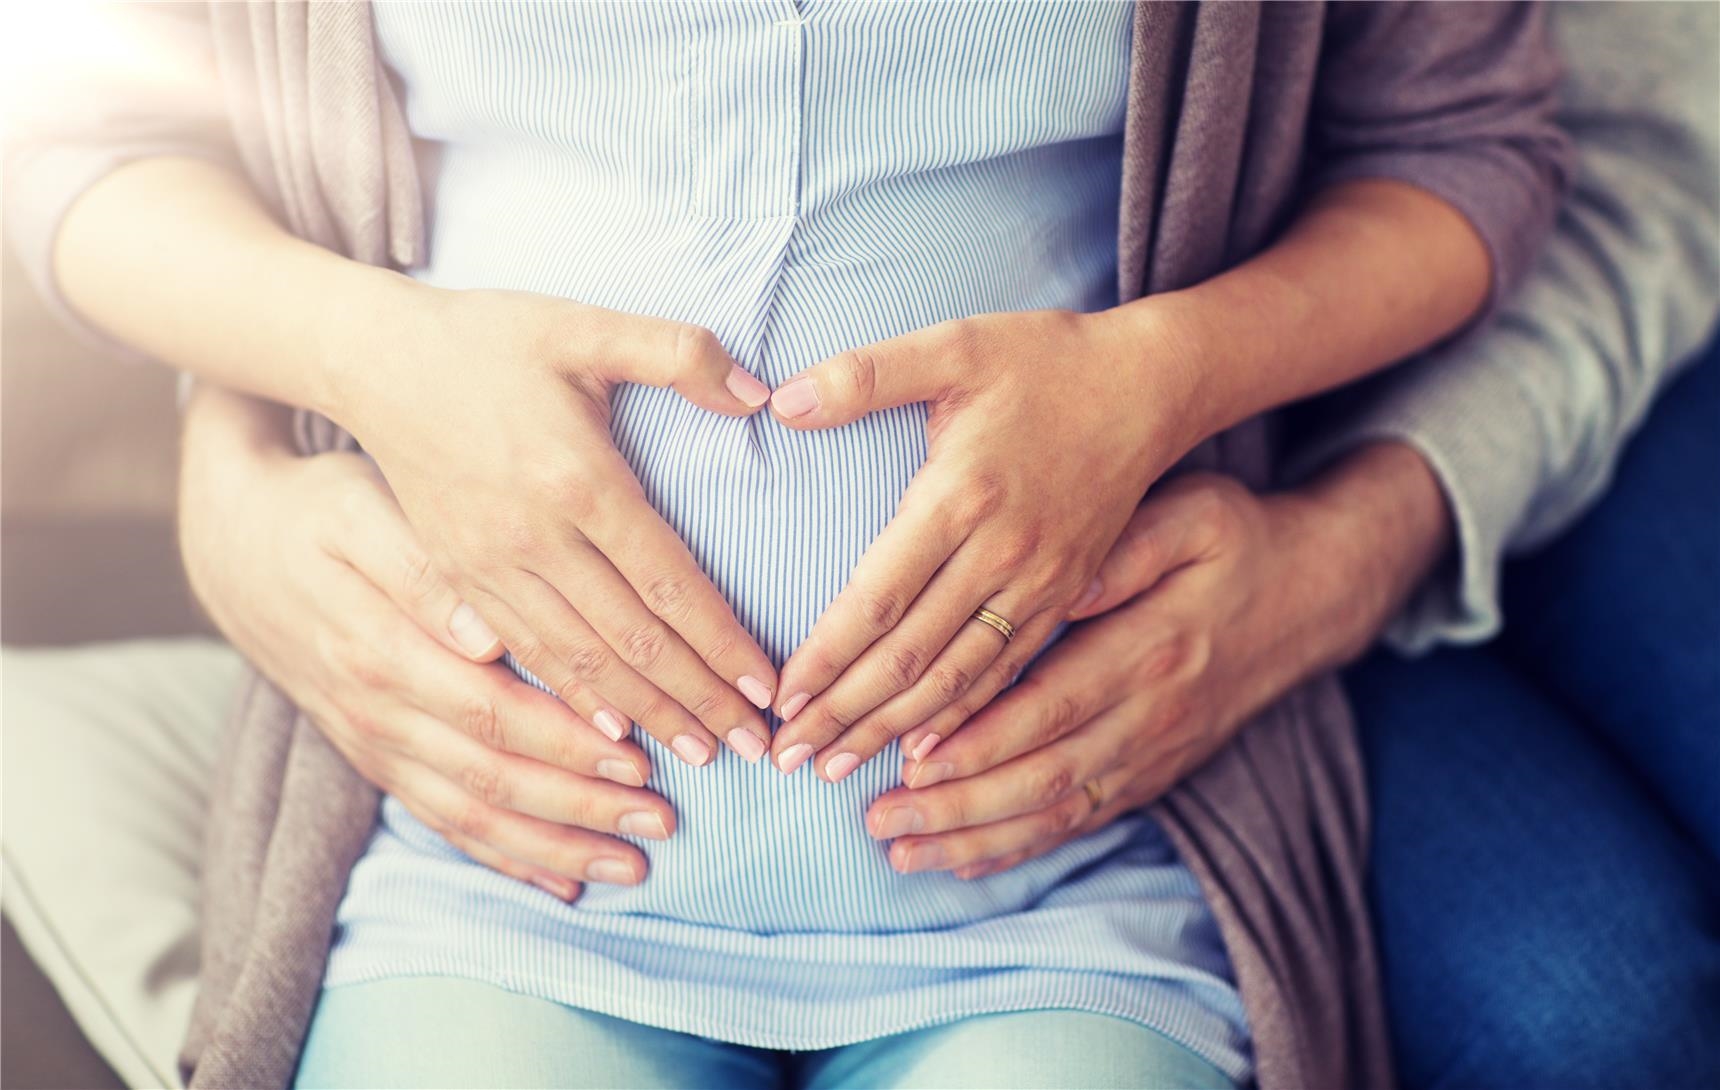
[2,236,210,645]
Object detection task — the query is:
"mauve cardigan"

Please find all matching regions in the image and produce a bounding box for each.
[6,3,1572,1087]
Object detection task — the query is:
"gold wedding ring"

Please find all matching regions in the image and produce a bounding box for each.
[1083,779,1104,814]
[969,606,1017,642]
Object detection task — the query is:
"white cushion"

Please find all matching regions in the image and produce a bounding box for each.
[2,639,243,1090]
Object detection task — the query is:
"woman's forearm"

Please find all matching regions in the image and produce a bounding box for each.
[1108,178,1493,448]
[54,156,413,419]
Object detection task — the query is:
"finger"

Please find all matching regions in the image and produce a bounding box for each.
[867,715,1109,842]
[1066,489,1210,620]
[330,472,503,662]
[408,713,674,839]
[813,609,1061,784]
[896,613,1065,773]
[773,475,966,730]
[394,758,648,887]
[567,306,767,417]
[951,767,1141,880]
[546,541,771,763]
[884,771,1097,876]
[472,575,721,767]
[769,319,968,430]
[580,487,779,715]
[374,629,650,790]
[451,585,639,749]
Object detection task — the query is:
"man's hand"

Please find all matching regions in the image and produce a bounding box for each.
[862,444,1450,878]
[179,389,675,900]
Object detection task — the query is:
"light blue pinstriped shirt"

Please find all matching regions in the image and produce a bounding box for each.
[327,2,1250,1078]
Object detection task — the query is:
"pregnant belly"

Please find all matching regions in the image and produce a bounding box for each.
[514,383,1077,933]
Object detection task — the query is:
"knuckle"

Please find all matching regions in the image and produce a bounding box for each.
[398,550,444,607]
[565,641,611,682]
[881,642,926,690]
[451,800,494,842]
[642,572,692,621]
[685,682,731,722]
[926,663,973,705]
[963,471,1009,525]
[459,760,511,808]
[857,587,908,632]
[1038,690,1084,743]
[460,694,508,751]
[674,323,722,378]
[838,347,881,402]
[618,620,670,669]
[1030,761,1076,808]
[991,524,1044,575]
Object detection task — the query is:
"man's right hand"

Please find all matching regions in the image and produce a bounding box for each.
[329,281,779,766]
[178,389,675,900]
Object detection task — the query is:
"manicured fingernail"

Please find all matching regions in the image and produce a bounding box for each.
[726,365,771,408]
[779,691,812,720]
[737,675,773,709]
[825,751,861,782]
[596,759,645,787]
[909,733,942,763]
[727,728,767,763]
[593,710,629,742]
[872,805,925,839]
[530,875,578,901]
[909,761,954,789]
[777,743,815,775]
[1072,577,1105,615]
[771,377,820,418]
[618,811,669,840]
[671,734,713,766]
[898,842,946,873]
[448,603,500,657]
[585,857,639,885]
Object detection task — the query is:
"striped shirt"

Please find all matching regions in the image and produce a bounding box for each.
[326,2,1250,1078]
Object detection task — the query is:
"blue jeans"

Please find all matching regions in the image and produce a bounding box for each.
[294,977,1234,1090]
[1352,349,1720,1090]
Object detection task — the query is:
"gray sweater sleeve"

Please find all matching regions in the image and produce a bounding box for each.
[1288,1,1720,654]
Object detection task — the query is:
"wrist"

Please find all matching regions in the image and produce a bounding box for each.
[311,262,435,427]
[1088,294,1217,465]
[1273,441,1453,668]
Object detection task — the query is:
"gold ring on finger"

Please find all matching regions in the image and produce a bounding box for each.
[1083,779,1104,814]
[969,606,1017,642]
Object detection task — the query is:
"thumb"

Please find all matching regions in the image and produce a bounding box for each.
[1067,489,1208,619]
[769,322,964,430]
[571,306,768,417]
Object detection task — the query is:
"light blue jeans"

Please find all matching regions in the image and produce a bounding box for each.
[295,977,1235,1090]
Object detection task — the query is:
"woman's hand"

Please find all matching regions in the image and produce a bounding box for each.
[329,280,781,766]
[861,446,1450,878]
[764,306,1201,780]
[180,390,677,900]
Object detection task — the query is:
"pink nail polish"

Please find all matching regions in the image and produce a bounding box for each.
[902,842,946,872]
[593,710,629,742]
[671,734,713,766]
[909,733,942,763]
[779,691,812,720]
[448,603,500,658]
[872,805,925,839]
[725,365,771,408]
[777,743,815,775]
[737,675,773,709]
[825,752,861,782]
[726,728,767,763]
[596,759,645,787]
[909,761,955,789]
[771,377,821,418]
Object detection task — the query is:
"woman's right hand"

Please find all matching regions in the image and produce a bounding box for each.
[179,389,677,900]
[327,280,779,765]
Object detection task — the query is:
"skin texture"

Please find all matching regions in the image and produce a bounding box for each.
[178,386,669,897]
[871,444,1452,879]
[766,178,1488,781]
[58,157,779,766]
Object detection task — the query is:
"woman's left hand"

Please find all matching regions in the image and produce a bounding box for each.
[766,307,1203,781]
